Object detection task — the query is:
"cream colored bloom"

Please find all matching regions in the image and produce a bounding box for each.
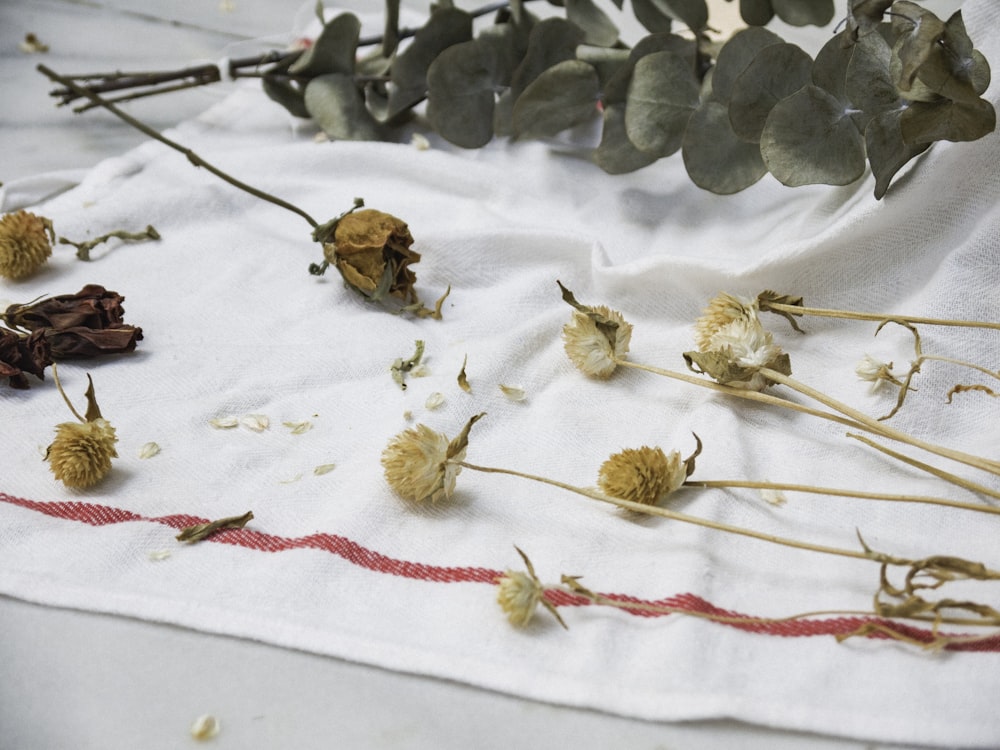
[856,354,901,393]
[562,306,632,379]
[598,446,687,506]
[46,418,118,488]
[381,414,481,503]
[497,569,543,627]
[693,292,756,352]
[0,210,54,280]
[704,316,785,391]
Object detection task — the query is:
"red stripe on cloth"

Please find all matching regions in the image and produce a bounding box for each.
[4,491,999,651]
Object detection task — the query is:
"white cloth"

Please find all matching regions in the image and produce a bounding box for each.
[2,2,1000,746]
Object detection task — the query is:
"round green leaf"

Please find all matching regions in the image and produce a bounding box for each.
[770,0,834,27]
[625,50,699,157]
[646,0,708,31]
[512,60,601,138]
[740,0,774,27]
[682,101,767,193]
[262,75,309,119]
[729,43,812,142]
[846,30,899,118]
[509,18,585,102]
[760,84,866,186]
[812,30,853,103]
[593,104,659,174]
[289,13,360,77]
[865,110,930,199]
[304,73,380,141]
[711,27,783,104]
[566,0,619,47]
[387,8,472,118]
[900,98,997,145]
[631,0,674,34]
[426,40,498,148]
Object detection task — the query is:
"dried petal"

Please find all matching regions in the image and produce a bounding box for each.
[425,391,445,410]
[4,284,127,332]
[138,441,161,459]
[209,416,239,429]
[190,714,220,741]
[0,327,51,388]
[313,463,336,475]
[499,384,526,401]
[43,325,142,358]
[283,420,313,434]
[240,414,270,432]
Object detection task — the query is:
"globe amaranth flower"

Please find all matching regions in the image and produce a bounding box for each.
[856,354,903,393]
[0,210,55,280]
[381,414,482,503]
[46,418,119,489]
[686,311,790,392]
[496,547,566,629]
[693,291,757,352]
[597,445,688,506]
[563,305,632,379]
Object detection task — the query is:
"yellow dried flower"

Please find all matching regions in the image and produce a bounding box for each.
[46,418,118,488]
[381,414,482,503]
[496,546,566,629]
[562,305,632,379]
[0,210,54,280]
[693,291,756,352]
[597,446,686,506]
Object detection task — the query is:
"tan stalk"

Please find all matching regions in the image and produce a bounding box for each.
[762,301,1000,331]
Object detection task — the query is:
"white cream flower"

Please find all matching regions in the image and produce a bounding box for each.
[704,316,786,391]
[693,291,757,352]
[562,305,632,379]
[856,354,901,393]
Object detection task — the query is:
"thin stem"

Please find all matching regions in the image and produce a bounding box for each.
[920,354,1000,382]
[50,362,86,423]
[759,367,1000,477]
[689,479,1000,516]
[846,433,1000,502]
[764,301,1000,331]
[37,64,321,230]
[454,460,891,564]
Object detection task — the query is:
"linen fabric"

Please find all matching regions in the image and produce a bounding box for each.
[2,2,999,745]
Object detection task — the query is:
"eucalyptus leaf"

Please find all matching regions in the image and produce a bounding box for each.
[631,0,674,34]
[565,0,619,47]
[476,23,522,88]
[846,28,900,124]
[512,60,600,138]
[262,75,309,119]
[576,45,630,89]
[593,103,659,173]
[304,73,380,140]
[865,109,930,199]
[426,40,498,148]
[711,27,783,104]
[760,84,866,186]
[812,30,852,103]
[682,101,767,193]
[602,32,696,105]
[646,0,708,31]
[625,50,700,157]
[900,97,997,145]
[739,0,774,27]
[845,0,893,41]
[770,0,833,27]
[509,18,585,102]
[890,1,946,92]
[914,11,990,104]
[387,7,473,118]
[729,43,812,142]
[289,13,361,77]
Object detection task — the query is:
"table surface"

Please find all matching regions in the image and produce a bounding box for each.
[0,1,964,748]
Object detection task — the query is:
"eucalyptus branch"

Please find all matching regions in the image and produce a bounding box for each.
[37,64,321,230]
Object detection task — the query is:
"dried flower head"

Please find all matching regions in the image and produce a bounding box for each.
[45,367,118,488]
[563,306,632,379]
[686,315,790,391]
[4,285,127,332]
[47,418,118,488]
[381,414,483,503]
[496,547,566,628]
[693,291,756,351]
[324,209,420,303]
[597,445,687,506]
[0,210,54,280]
[0,327,51,389]
[856,354,902,393]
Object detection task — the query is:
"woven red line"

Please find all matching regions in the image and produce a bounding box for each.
[4,491,1000,651]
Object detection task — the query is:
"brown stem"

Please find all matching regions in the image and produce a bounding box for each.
[764,301,1000,331]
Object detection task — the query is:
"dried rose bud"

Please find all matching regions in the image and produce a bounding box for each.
[323,209,420,303]
[0,328,52,389]
[44,325,143,358]
[4,284,127,331]
[0,210,54,280]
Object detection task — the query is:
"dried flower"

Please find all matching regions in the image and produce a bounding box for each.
[46,367,117,488]
[856,354,902,393]
[693,292,757,351]
[323,209,420,303]
[381,414,482,503]
[597,446,688,506]
[496,547,566,628]
[559,281,632,379]
[4,285,127,331]
[0,327,51,389]
[0,210,54,280]
[686,316,790,391]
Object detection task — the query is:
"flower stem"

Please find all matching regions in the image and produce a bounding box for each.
[453,460,894,564]
[763,301,1000,331]
[919,354,1000,382]
[689,479,1000,516]
[36,64,321,230]
[759,367,1000,477]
